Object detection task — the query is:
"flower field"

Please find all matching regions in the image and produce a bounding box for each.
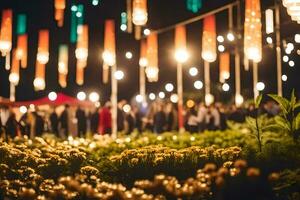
[0,125,300,200]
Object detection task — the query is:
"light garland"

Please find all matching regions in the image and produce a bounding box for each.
[283,0,300,24]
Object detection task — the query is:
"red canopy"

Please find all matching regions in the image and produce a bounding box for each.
[9,93,94,107]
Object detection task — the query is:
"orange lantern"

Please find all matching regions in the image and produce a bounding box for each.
[132,0,148,26]
[103,20,116,83]
[59,73,67,88]
[9,50,20,85]
[54,0,66,27]
[58,45,68,87]
[16,34,28,68]
[202,15,217,63]
[146,33,158,82]
[174,25,188,63]
[76,25,88,69]
[37,30,49,65]
[0,9,12,56]
[76,66,84,85]
[34,61,46,90]
[219,52,230,83]
[244,0,262,63]
[103,20,116,66]
[139,39,148,67]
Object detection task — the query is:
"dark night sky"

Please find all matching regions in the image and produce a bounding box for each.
[0,0,299,103]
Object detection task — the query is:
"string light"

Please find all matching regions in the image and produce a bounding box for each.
[143,28,150,36]
[283,55,289,62]
[266,37,273,44]
[227,32,235,41]
[77,91,86,101]
[288,60,295,67]
[218,45,225,52]
[256,82,265,91]
[222,83,230,91]
[295,34,300,43]
[165,83,174,92]
[194,80,203,90]
[136,94,144,103]
[114,70,124,80]
[170,94,178,103]
[149,93,156,100]
[48,92,58,101]
[217,35,224,43]
[125,51,133,59]
[189,67,198,76]
[158,92,165,99]
[282,74,288,82]
[89,92,100,103]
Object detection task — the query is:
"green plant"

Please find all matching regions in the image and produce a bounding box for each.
[245,95,269,152]
[268,90,300,142]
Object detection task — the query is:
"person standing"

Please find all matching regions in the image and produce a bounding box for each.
[49,108,59,136]
[6,111,19,139]
[98,102,112,135]
[153,104,166,134]
[187,107,199,133]
[90,107,99,134]
[76,106,87,138]
[59,105,70,137]
[197,103,207,132]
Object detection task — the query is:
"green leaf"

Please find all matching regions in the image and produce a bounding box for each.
[268,94,290,114]
[274,116,291,132]
[295,102,300,109]
[290,90,296,111]
[295,112,300,130]
[255,94,263,109]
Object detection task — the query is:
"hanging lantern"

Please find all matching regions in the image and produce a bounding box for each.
[219,52,230,83]
[175,25,189,63]
[265,9,274,34]
[37,30,49,65]
[75,25,88,69]
[58,45,68,87]
[139,39,148,67]
[9,50,20,85]
[34,61,46,91]
[70,4,78,43]
[283,0,300,24]
[16,34,28,68]
[186,0,202,13]
[132,0,148,26]
[0,9,13,70]
[54,0,66,27]
[146,33,158,82]
[103,20,116,66]
[16,14,27,35]
[102,20,116,83]
[76,65,84,85]
[202,15,217,63]
[244,0,262,63]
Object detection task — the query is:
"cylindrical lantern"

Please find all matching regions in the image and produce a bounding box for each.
[76,65,84,85]
[55,0,66,27]
[174,25,189,63]
[132,0,148,26]
[126,0,133,33]
[75,25,88,69]
[146,33,158,82]
[219,52,230,83]
[202,15,217,63]
[265,9,274,34]
[283,0,300,24]
[59,73,67,88]
[16,34,28,68]
[139,39,148,67]
[37,30,49,64]
[16,14,27,35]
[244,0,262,63]
[9,50,20,85]
[0,9,12,56]
[103,20,116,66]
[58,45,68,88]
[34,61,46,90]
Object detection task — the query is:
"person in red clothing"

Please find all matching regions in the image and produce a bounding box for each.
[98,102,112,135]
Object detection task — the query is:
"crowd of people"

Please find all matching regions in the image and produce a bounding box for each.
[0,100,280,140]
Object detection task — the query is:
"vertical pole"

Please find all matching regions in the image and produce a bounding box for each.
[10,83,15,102]
[5,53,10,70]
[126,0,133,33]
[139,66,146,103]
[235,0,242,106]
[275,3,282,96]
[177,62,184,133]
[111,64,118,138]
[253,62,259,99]
[204,61,210,97]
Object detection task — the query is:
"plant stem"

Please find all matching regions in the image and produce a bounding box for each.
[256,112,262,152]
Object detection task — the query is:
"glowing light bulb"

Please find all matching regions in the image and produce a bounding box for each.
[89,92,100,102]
[143,28,150,36]
[222,83,230,91]
[165,83,174,92]
[217,35,224,43]
[170,94,178,103]
[149,93,156,100]
[136,94,143,103]
[158,92,165,99]
[218,45,225,52]
[227,32,235,41]
[48,92,57,101]
[256,82,265,91]
[77,91,86,101]
[194,80,203,90]
[125,51,133,59]
[282,74,287,82]
[114,70,124,80]
[174,49,189,63]
[189,67,198,76]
